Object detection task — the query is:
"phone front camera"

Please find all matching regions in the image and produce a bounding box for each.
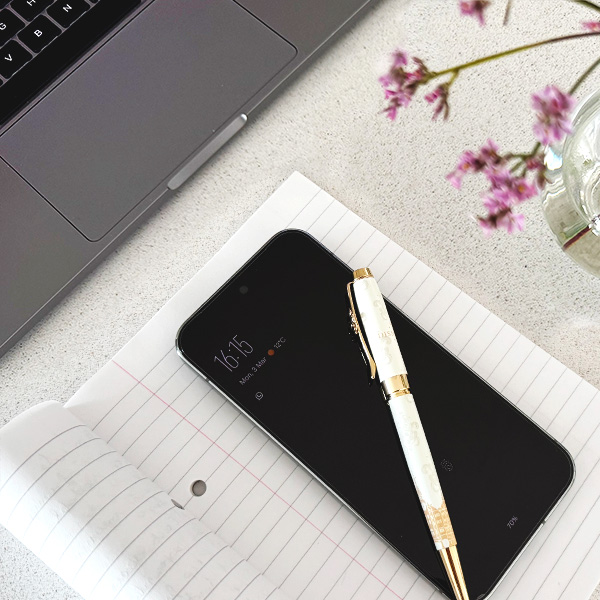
[239,285,249,295]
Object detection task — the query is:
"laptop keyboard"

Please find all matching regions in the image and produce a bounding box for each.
[0,0,140,125]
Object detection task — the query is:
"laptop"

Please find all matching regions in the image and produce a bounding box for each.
[0,0,377,357]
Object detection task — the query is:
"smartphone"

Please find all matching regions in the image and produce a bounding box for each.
[176,229,574,599]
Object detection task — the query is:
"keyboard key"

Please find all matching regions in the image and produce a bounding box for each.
[48,0,88,28]
[18,15,59,52]
[0,0,139,123]
[0,40,31,78]
[0,8,24,46]
[10,0,52,21]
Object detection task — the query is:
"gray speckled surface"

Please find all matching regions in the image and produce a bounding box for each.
[1,0,600,598]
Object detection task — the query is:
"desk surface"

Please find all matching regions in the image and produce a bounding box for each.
[1,1,600,598]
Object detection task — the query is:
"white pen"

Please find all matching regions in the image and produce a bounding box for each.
[347,267,469,600]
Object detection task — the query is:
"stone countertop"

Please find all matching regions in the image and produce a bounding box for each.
[1,0,600,598]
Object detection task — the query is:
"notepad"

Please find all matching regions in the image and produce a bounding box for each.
[1,172,600,600]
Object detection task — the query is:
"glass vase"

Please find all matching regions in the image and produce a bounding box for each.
[542,89,600,277]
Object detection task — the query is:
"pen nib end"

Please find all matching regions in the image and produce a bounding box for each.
[439,545,470,600]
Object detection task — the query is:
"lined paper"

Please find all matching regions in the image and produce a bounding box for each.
[0,401,288,600]
[62,172,600,600]
[2,172,600,600]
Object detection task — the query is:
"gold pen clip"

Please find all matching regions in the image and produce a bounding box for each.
[347,279,377,380]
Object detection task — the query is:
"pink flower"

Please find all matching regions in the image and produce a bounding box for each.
[526,156,547,188]
[459,0,491,26]
[477,216,496,237]
[496,210,525,233]
[390,49,408,68]
[446,139,502,188]
[512,178,537,201]
[531,85,575,145]
[446,150,478,188]
[380,50,429,119]
[525,156,544,170]
[486,169,537,202]
[425,85,450,120]
[450,142,544,235]
[479,139,500,164]
[583,21,600,31]
[482,192,510,213]
[382,87,411,120]
[477,209,525,236]
[475,164,537,235]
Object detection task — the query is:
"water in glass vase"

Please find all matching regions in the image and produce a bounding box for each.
[542,89,600,277]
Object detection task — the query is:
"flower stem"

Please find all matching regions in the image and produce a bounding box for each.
[569,55,600,94]
[510,145,541,173]
[529,143,541,159]
[431,31,600,78]
[506,1,600,28]
[569,0,600,13]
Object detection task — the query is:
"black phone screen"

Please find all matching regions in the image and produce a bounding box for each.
[177,229,574,599]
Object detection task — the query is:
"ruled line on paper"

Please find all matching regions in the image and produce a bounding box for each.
[20,449,119,540]
[86,505,178,597]
[0,424,86,496]
[143,530,216,598]
[4,435,102,523]
[71,489,163,581]
[109,516,197,599]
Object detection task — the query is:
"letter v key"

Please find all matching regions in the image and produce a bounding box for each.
[0,42,32,79]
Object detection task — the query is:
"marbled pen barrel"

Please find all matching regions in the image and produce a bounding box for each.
[351,272,457,550]
[351,269,469,600]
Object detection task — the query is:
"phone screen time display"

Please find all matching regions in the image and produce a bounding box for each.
[212,335,286,387]
[177,230,574,599]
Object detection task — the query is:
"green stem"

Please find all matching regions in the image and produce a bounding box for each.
[569,55,600,94]
[569,0,600,13]
[431,32,600,78]
[510,145,541,173]
[510,153,534,160]
[507,1,600,27]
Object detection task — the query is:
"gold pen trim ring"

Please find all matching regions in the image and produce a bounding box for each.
[382,374,411,398]
[352,267,373,280]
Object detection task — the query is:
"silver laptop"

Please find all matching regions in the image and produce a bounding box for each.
[0,0,376,357]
